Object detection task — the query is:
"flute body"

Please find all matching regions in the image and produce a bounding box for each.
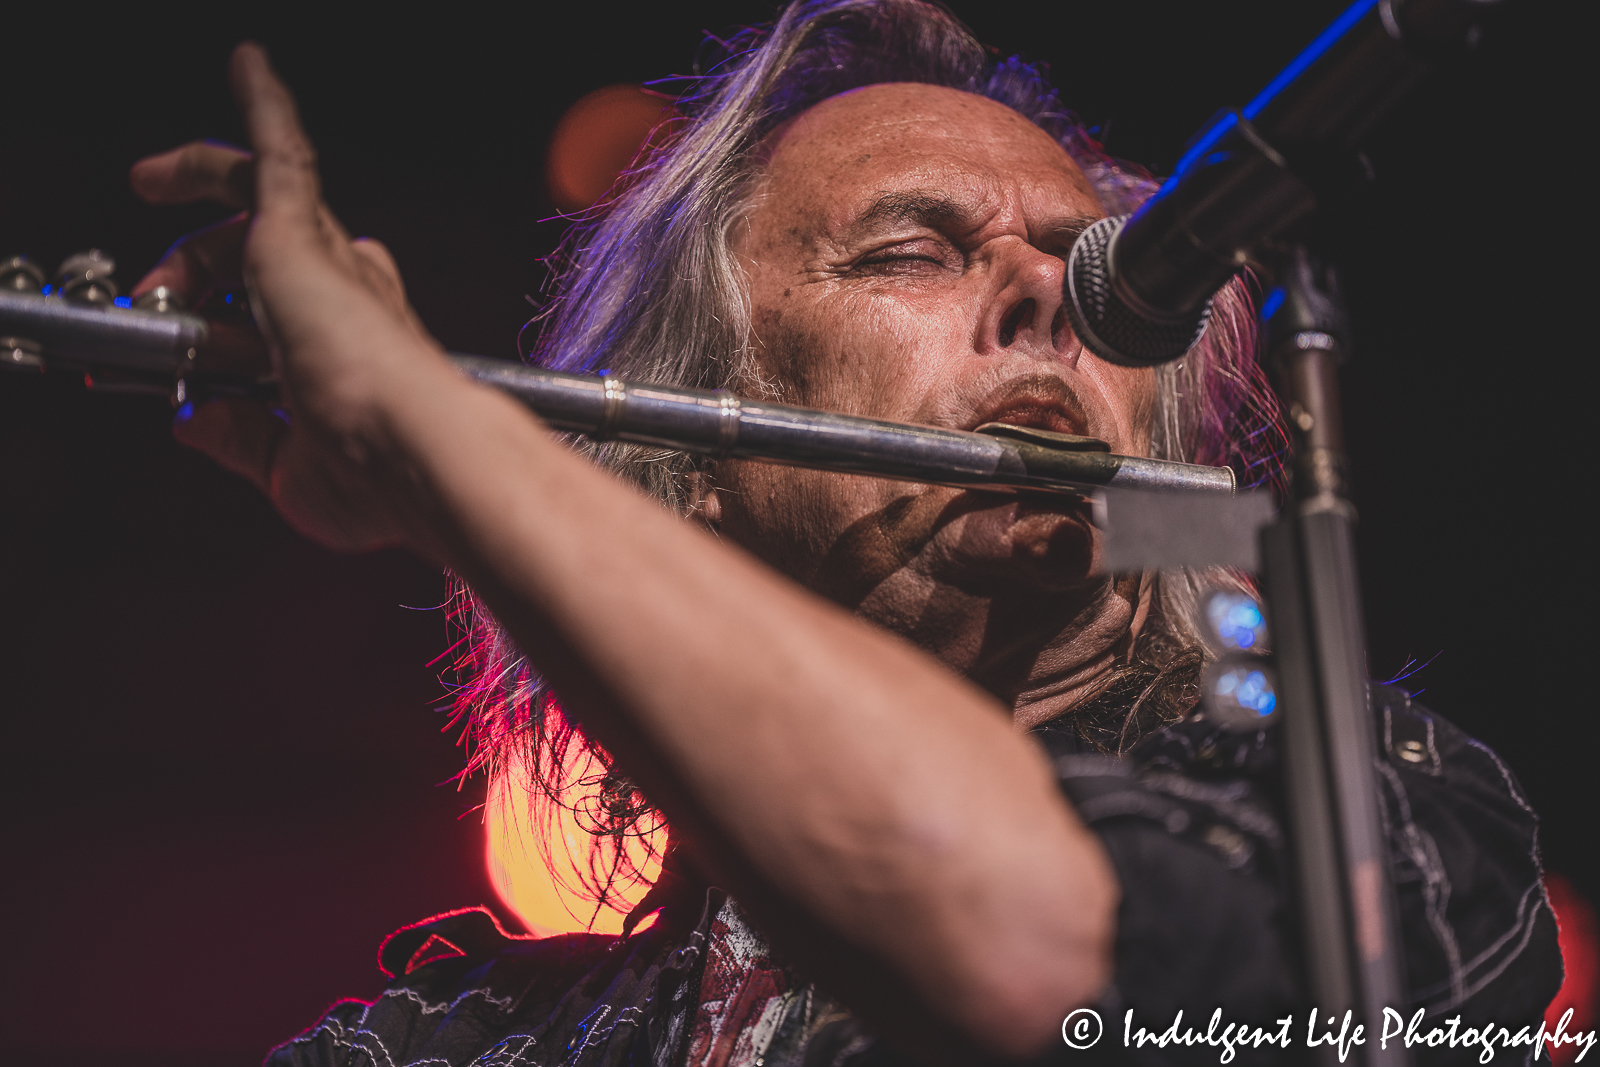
[1,287,1234,497]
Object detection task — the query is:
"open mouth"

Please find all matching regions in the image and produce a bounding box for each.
[965,376,1089,439]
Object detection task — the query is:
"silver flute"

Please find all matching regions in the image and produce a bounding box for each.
[1,279,1234,497]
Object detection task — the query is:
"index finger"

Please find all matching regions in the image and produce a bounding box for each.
[228,43,320,232]
[129,141,255,209]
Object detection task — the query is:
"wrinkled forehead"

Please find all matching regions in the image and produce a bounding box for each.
[750,82,1101,233]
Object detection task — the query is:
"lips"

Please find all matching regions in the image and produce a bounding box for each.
[965,376,1089,438]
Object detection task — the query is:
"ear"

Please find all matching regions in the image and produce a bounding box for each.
[684,468,723,531]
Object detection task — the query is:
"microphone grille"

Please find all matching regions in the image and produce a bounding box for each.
[1065,215,1212,367]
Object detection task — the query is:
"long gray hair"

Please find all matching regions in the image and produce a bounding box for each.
[449,0,1286,916]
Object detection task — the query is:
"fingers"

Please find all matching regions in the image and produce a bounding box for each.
[229,43,321,232]
[131,212,249,302]
[129,141,255,209]
[172,397,288,497]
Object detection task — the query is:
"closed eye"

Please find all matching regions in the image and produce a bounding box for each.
[852,239,959,276]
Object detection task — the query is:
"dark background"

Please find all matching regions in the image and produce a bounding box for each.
[0,1,1583,1063]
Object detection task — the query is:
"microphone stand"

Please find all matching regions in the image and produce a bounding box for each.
[1260,247,1408,1066]
[1077,0,1505,1055]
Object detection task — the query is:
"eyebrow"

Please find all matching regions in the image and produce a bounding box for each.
[848,190,1100,248]
[854,190,970,230]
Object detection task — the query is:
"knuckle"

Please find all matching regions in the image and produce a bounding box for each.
[273,140,318,171]
[351,236,395,264]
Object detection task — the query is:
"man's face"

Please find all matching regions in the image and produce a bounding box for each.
[719,82,1155,606]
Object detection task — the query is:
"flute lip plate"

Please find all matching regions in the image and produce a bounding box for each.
[972,422,1111,452]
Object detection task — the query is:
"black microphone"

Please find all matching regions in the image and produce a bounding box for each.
[1064,0,1499,368]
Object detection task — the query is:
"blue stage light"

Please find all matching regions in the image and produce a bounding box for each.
[1259,287,1286,321]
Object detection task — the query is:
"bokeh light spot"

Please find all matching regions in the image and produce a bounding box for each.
[545,84,676,213]
[1205,658,1280,729]
[1546,872,1600,1064]
[486,747,664,938]
[1206,590,1267,651]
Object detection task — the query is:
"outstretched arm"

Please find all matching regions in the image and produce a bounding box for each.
[146,44,1114,1061]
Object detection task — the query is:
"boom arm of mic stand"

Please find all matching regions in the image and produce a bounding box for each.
[1153,0,1507,304]
[1071,0,1507,369]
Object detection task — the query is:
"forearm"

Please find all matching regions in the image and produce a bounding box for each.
[367,349,1115,1056]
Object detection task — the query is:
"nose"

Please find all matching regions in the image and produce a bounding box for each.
[976,236,1076,364]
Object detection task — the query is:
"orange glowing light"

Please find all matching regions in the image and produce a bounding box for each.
[485,747,664,938]
[545,83,678,213]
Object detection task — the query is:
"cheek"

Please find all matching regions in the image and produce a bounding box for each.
[1082,360,1157,454]
[754,289,963,418]
[715,456,912,584]
[1124,369,1157,451]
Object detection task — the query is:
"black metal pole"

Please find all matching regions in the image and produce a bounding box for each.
[1261,247,1410,1066]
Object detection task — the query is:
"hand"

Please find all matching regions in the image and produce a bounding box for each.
[130,44,459,560]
